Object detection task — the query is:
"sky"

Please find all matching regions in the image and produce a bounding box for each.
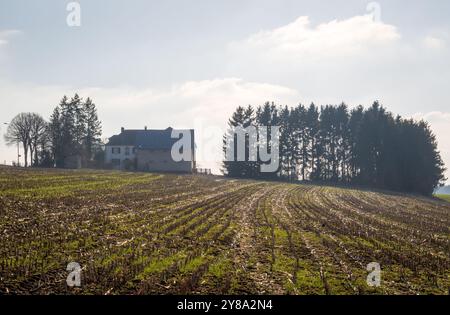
[0,0,449,181]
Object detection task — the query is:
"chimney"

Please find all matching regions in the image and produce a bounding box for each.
[121,127,125,133]
[144,126,147,130]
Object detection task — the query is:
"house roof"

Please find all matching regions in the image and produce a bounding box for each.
[107,128,194,150]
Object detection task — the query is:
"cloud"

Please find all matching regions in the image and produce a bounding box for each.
[423,34,447,51]
[413,111,450,123]
[0,29,22,67]
[174,78,299,123]
[224,14,450,124]
[229,15,400,62]
[0,30,22,46]
[225,14,410,107]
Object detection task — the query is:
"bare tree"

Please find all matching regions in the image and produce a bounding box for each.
[4,113,32,167]
[29,113,48,166]
[4,113,48,167]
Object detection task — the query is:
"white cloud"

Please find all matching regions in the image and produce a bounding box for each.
[413,111,450,123]
[229,15,400,62]
[0,30,22,45]
[225,14,411,107]
[225,14,450,127]
[423,35,447,50]
[0,29,22,67]
[174,78,299,123]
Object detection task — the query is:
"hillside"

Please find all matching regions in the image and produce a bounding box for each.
[0,167,448,295]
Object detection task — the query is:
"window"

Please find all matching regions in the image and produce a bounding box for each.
[132,147,137,154]
[125,147,130,156]
[112,147,121,154]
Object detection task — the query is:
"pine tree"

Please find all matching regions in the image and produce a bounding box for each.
[279,106,293,179]
[223,106,246,177]
[335,103,349,181]
[295,105,309,181]
[50,97,68,167]
[59,95,78,161]
[306,103,320,179]
[256,102,279,179]
[83,97,102,161]
[318,106,334,181]
[72,94,86,155]
[348,106,364,180]
[49,94,103,168]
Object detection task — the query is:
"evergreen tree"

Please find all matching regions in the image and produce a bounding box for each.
[83,97,102,161]
[222,106,246,177]
[295,104,309,181]
[279,106,295,179]
[306,103,320,178]
[318,106,335,181]
[256,102,279,179]
[348,106,364,180]
[49,105,63,167]
[49,94,103,168]
[335,103,350,181]
[396,119,446,195]
[59,95,78,161]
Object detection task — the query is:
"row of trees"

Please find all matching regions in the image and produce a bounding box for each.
[4,94,103,168]
[223,101,446,195]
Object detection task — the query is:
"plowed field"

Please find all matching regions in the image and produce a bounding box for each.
[0,167,448,295]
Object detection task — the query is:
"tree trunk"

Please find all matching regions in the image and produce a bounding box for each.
[23,142,28,167]
[29,144,34,167]
[34,142,39,166]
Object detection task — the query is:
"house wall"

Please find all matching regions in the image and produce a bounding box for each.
[136,149,193,173]
[105,145,136,170]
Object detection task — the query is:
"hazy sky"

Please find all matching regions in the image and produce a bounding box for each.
[0,0,449,181]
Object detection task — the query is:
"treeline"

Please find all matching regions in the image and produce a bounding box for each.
[223,101,446,196]
[4,94,103,168]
